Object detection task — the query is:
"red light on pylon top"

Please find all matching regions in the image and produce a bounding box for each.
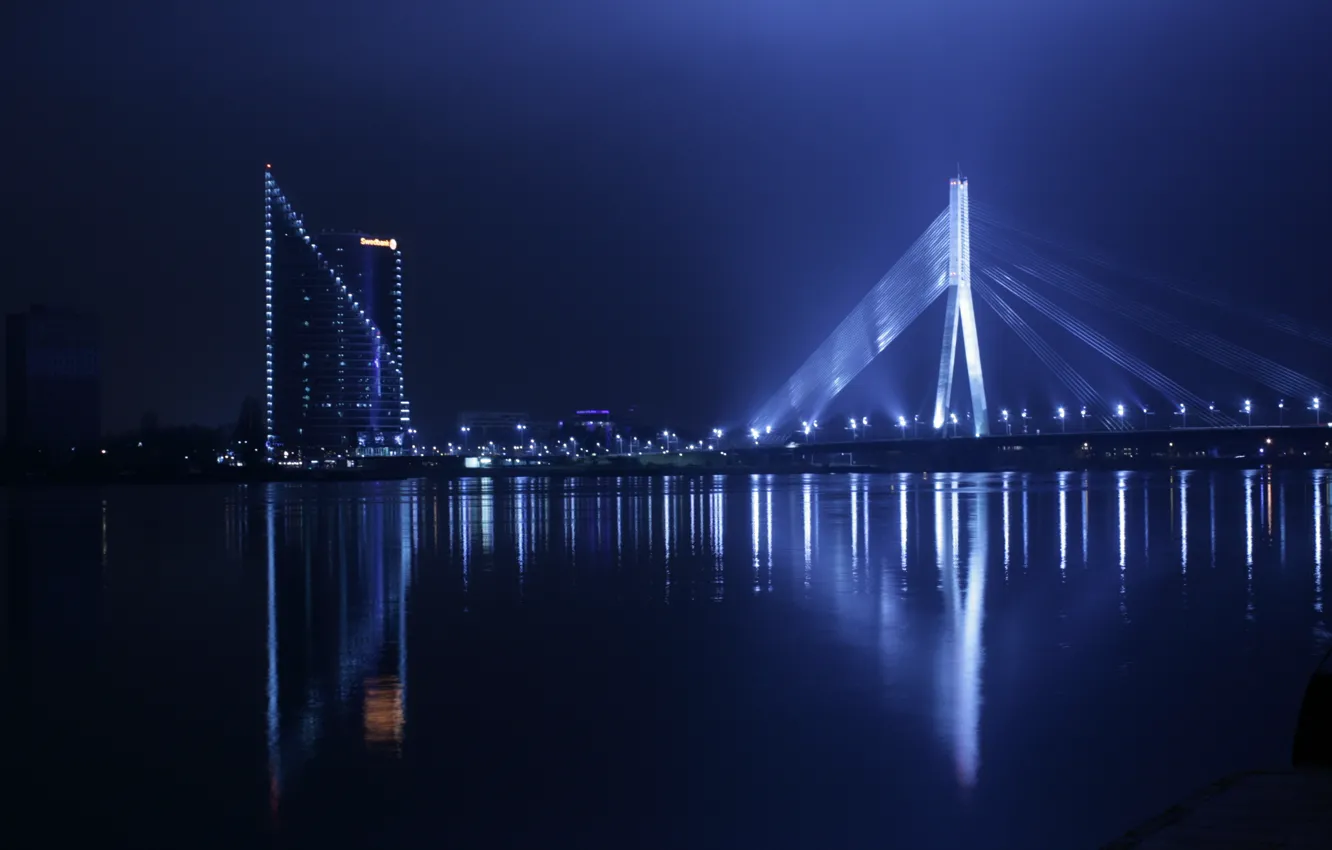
[266,163,272,169]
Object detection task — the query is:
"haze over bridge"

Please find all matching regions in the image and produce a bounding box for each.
[747,175,1330,448]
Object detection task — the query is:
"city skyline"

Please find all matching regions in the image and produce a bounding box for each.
[6,1,1330,440]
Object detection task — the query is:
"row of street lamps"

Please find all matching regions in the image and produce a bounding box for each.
[771,396,1325,443]
[989,396,1323,434]
[456,396,1325,455]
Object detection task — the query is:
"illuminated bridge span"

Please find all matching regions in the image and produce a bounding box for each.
[750,175,1330,439]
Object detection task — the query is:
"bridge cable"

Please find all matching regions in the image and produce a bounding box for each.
[972,203,1332,349]
[750,210,951,430]
[973,278,1122,430]
[981,267,1236,426]
[973,224,1330,400]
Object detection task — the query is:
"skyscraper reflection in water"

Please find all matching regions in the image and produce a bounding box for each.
[15,471,1332,849]
[260,482,417,817]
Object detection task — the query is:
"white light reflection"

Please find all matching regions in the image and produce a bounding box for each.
[1022,481,1029,569]
[1081,473,1089,566]
[851,478,860,584]
[570,483,580,567]
[460,488,471,602]
[480,479,494,556]
[1245,472,1255,620]
[663,478,672,572]
[1279,475,1287,567]
[438,485,446,557]
[862,477,870,573]
[516,484,529,594]
[265,486,281,814]
[1002,476,1011,579]
[943,491,987,789]
[1210,477,1217,570]
[712,488,725,601]
[615,490,623,573]
[803,483,813,591]
[397,494,413,744]
[1179,471,1188,576]
[951,481,960,565]
[752,479,761,593]
[1265,473,1273,540]
[766,486,773,592]
[1058,472,1068,577]
[934,480,946,589]
[1143,486,1150,558]
[1118,474,1128,621]
[900,484,909,573]
[1314,470,1324,616]
[688,479,697,556]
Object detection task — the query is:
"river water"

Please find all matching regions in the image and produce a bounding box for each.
[10,470,1331,848]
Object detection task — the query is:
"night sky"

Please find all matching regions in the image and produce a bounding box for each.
[7,0,1330,437]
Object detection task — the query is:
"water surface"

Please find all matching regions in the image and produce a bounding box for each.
[11,470,1331,848]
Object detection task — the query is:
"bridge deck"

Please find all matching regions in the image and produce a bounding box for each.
[1103,770,1332,849]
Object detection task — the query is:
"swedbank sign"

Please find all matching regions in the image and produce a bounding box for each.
[360,237,398,250]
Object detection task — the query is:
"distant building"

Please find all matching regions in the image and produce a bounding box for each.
[561,409,617,451]
[5,305,101,449]
[457,411,531,451]
[569,409,614,432]
[265,168,412,457]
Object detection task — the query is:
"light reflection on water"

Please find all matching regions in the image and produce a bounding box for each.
[13,469,1332,848]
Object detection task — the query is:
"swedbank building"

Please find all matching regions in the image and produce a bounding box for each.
[264,167,412,458]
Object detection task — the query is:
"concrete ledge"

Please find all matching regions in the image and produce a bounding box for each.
[1293,648,1332,768]
[1103,769,1332,849]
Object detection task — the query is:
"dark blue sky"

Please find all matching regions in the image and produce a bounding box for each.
[6,0,1330,435]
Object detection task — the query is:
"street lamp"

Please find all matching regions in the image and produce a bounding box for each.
[1177,403,1187,429]
[460,425,471,451]
[1001,408,1011,435]
[1116,404,1125,429]
[898,415,907,438]
[1243,399,1252,427]
[1057,406,1066,433]
[1021,408,1029,434]
[949,412,958,438]
[1315,397,1322,425]
[849,417,858,438]
[1080,405,1088,430]
[1279,399,1285,426]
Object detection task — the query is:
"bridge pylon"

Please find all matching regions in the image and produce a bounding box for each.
[932,175,990,436]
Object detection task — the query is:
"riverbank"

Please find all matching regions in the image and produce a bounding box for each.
[3,454,1330,486]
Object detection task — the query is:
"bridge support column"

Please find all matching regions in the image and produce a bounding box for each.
[933,176,990,436]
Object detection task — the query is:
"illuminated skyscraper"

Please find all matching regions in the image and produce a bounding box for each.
[264,168,411,457]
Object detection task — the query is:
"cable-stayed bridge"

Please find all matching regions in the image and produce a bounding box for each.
[749,175,1330,443]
